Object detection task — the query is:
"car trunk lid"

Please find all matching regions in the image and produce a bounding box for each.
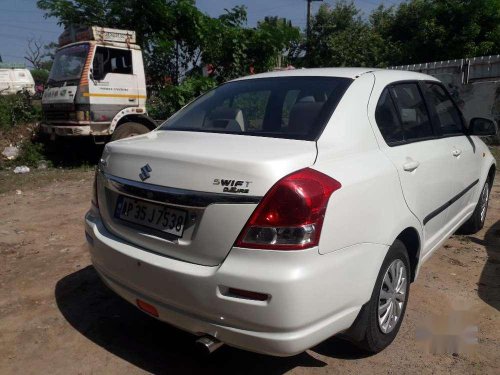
[97,130,317,266]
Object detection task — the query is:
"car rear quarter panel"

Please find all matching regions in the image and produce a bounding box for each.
[314,72,422,255]
[468,137,496,200]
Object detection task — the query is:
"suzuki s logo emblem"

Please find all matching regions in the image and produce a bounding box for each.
[139,164,152,181]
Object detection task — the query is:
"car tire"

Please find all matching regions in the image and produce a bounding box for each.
[458,181,490,235]
[344,239,411,353]
[111,122,150,141]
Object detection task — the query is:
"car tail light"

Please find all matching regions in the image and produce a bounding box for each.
[91,171,99,208]
[235,168,341,250]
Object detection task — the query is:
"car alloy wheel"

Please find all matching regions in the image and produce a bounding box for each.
[378,259,407,334]
[479,182,489,224]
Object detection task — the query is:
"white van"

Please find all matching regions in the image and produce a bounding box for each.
[0,67,36,96]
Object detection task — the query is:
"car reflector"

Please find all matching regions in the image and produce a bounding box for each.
[228,288,269,301]
[136,299,159,317]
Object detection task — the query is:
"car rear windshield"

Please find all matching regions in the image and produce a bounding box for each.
[158,77,352,141]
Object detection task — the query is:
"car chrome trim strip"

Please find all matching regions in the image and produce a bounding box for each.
[103,172,262,208]
[423,179,479,225]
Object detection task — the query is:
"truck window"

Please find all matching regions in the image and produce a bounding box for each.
[93,47,133,79]
[49,44,89,83]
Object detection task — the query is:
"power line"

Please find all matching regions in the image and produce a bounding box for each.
[0,23,60,35]
[253,0,297,15]
[0,53,25,59]
[0,7,45,13]
[0,32,32,41]
[0,32,54,42]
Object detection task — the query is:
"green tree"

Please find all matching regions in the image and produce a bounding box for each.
[147,75,217,120]
[37,1,301,87]
[199,6,250,82]
[306,1,386,67]
[37,0,207,86]
[306,0,500,68]
[201,10,300,81]
[30,69,50,85]
[249,17,301,72]
[373,0,500,65]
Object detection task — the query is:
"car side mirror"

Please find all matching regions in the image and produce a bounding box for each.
[468,117,498,136]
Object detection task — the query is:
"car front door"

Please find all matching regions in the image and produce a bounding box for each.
[422,82,481,229]
[371,82,455,256]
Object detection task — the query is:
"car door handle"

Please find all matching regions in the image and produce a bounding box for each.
[128,98,136,102]
[403,160,420,172]
[452,149,462,157]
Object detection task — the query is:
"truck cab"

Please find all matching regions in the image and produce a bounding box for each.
[41,26,156,142]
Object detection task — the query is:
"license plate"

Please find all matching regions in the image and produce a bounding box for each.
[115,196,187,237]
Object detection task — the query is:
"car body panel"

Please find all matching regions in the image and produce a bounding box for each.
[86,209,388,356]
[101,131,317,195]
[367,70,495,259]
[98,131,317,265]
[443,135,483,223]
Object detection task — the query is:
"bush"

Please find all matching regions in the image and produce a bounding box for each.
[15,140,48,167]
[147,75,217,121]
[30,69,50,85]
[0,93,42,130]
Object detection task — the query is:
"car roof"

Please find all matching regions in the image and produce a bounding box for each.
[231,67,439,82]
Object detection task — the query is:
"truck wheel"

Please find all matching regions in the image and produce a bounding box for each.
[458,181,490,234]
[111,122,150,141]
[345,240,410,353]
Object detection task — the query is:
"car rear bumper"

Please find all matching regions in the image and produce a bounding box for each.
[84,210,388,356]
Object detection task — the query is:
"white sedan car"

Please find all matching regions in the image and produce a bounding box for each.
[85,68,497,356]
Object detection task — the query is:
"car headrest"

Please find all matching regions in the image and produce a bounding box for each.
[297,96,316,103]
[288,102,324,135]
[204,106,245,131]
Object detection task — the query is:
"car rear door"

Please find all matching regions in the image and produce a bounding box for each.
[372,82,455,255]
[422,82,481,228]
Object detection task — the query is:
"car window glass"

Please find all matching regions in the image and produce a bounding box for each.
[160,77,352,141]
[281,90,300,128]
[390,83,433,140]
[375,88,404,143]
[425,83,463,135]
[232,91,271,131]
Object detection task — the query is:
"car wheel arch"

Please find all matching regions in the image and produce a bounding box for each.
[487,164,496,191]
[395,227,420,282]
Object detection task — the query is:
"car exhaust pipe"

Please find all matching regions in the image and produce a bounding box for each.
[195,335,223,354]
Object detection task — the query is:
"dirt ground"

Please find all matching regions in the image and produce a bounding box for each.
[0,170,498,375]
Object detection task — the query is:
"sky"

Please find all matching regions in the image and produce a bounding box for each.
[0,0,401,66]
